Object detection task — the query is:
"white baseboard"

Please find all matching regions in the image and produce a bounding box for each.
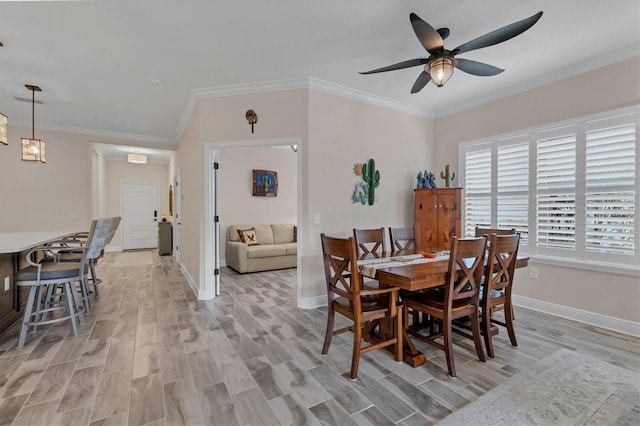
[178,262,199,299]
[105,245,122,252]
[513,295,640,337]
[298,295,326,309]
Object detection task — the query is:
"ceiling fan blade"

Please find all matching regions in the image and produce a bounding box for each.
[453,11,543,55]
[455,58,504,76]
[411,71,431,94]
[360,58,427,74]
[410,13,444,53]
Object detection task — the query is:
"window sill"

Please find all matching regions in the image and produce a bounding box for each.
[528,255,640,278]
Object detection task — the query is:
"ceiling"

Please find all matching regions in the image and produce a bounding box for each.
[1,0,638,150]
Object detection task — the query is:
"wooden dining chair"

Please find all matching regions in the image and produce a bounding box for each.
[353,228,387,257]
[320,233,403,380]
[481,233,520,358]
[402,236,487,377]
[474,226,518,320]
[389,226,416,251]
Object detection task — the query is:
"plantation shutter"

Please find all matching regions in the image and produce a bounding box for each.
[464,148,492,236]
[536,125,577,250]
[497,136,529,245]
[584,113,636,255]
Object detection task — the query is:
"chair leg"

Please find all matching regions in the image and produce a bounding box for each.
[64,282,78,337]
[349,321,362,380]
[482,306,495,358]
[321,304,335,355]
[471,310,486,363]
[70,280,85,324]
[18,286,37,348]
[89,261,101,297]
[505,301,518,347]
[395,306,403,362]
[78,277,91,315]
[443,319,456,378]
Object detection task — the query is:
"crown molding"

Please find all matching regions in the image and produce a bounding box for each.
[176,93,198,140]
[307,77,434,118]
[192,78,309,99]
[9,119,175,144]
[436,44,640,118]
[176,76,434,138]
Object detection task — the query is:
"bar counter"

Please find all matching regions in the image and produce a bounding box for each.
[0,231,73,335]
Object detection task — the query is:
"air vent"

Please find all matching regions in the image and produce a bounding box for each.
[15,97,44,104]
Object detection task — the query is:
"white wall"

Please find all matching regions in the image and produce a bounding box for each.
[304,90,433,300]
[434,56,640,324]
[0,126,91,232]
[218,145,297,264]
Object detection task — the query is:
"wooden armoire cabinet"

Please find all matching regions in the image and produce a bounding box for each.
[414,188,462,252]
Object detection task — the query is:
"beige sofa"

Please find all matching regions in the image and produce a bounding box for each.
[225,224,297,273]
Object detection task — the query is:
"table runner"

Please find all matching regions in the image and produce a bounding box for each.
[357,252,448,279]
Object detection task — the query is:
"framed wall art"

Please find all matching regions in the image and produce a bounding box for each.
[253,169,278,197]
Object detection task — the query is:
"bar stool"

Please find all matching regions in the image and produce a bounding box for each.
[15,217,113,347]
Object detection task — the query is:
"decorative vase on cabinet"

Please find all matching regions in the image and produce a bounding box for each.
[414,188,462,252]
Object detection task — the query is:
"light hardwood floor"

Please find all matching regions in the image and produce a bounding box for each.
[0,250,638,425]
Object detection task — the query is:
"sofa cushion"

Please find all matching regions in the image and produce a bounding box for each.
[272,224,295,244]
[281,242,297,256]
[253,224,274,245]
[228,224,274,245]
[247,244,286,258]
[237,227,259,246]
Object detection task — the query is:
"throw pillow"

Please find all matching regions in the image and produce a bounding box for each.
[294,225,297,242]
[237,228,259,246]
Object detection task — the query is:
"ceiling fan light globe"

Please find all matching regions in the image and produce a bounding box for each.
[427,56,455,87]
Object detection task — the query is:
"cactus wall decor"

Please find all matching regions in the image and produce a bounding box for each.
[362,159,380,206]
[351,159,380,205]
[440,164,456,188]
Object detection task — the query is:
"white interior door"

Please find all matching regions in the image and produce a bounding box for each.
[122,183,159,250]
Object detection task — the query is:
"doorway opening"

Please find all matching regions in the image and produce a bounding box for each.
[203,138,302,300]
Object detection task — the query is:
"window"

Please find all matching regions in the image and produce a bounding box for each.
[463,136,529,245]
[460,107,638,271]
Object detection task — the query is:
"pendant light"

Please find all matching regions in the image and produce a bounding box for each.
[21,84,46,163]
[0,112,7,145]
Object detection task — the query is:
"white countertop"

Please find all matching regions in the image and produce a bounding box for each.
[0,231,75,254]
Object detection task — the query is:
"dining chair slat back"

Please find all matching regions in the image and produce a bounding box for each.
[389,226,416,251]
[353,228,387,256]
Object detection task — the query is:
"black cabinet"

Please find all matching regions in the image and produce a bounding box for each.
[158,222,173,256]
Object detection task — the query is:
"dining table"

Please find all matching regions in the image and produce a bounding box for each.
[357,249,529,367]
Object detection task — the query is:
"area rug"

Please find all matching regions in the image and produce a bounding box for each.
[112,250,153,267]
[437,348,639,425]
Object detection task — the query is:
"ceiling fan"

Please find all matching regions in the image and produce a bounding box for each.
[360,11,543,93]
